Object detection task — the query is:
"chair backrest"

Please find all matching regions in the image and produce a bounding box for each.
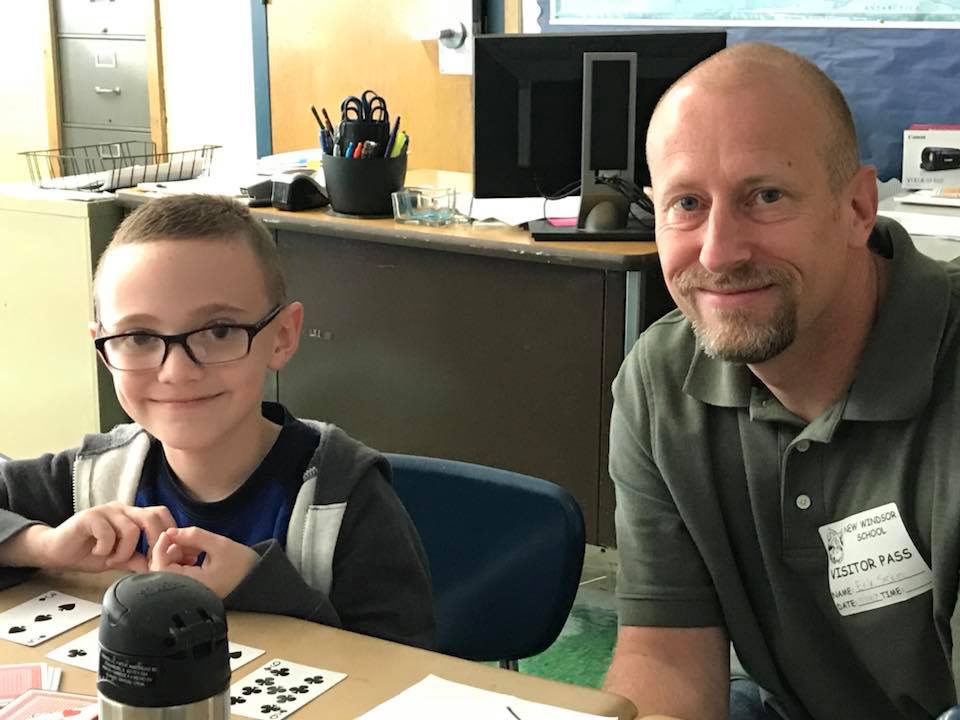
[0,453,9,463]
[385,453,585,663]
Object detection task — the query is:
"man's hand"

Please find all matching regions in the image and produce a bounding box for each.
[0,503,177,573]
[149,527,258,598]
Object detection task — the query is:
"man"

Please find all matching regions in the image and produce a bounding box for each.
[605,42,960,719]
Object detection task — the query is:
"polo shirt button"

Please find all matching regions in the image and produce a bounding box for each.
[761,399,770,407]
[795,494,812,510]
[795,440,811,453]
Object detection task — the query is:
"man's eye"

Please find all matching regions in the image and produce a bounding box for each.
[755,188,783,205]
[673,196,700,212]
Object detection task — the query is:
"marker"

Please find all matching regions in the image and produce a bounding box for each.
[344,141,355,158]
[390,131,408,158]
[352,142,363,159]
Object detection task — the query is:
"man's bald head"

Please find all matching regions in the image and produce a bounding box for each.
[647,42,860,193]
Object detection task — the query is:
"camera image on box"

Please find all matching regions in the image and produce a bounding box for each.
[920,147,960,171]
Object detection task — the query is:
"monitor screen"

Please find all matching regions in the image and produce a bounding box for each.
[473,31,727,199]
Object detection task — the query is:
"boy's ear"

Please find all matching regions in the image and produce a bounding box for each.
[88,321,99,340]
[267,302,304,371]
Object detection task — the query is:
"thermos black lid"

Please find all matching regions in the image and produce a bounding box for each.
[98,573,230,708]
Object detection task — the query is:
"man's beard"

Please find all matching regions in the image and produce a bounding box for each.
[673,264,797,364]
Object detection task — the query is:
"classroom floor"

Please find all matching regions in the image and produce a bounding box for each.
[519,545,619,688]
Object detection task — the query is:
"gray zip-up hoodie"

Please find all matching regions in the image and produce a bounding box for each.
[0,419,435,650]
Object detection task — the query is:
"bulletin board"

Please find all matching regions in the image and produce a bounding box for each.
[535,0,960,181]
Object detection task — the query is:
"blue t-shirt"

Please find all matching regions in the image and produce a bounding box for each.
[135,404,321,555]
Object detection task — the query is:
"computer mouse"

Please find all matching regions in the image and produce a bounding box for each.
[583,200,625,231]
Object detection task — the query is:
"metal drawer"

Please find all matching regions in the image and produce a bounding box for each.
[59,37,149,128]
[55,0,147,37]
[62,125,152,149]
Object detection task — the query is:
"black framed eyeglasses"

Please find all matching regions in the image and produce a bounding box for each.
[94,305,285,371]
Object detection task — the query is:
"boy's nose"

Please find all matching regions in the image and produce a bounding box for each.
[157,343,203,382]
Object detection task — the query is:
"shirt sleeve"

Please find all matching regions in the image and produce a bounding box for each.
[329,465,436,650]
[610,337,724,627]
[0,450,78,588]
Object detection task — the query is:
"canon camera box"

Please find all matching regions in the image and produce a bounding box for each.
[903,127,960,189]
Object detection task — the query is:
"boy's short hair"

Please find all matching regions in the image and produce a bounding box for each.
[94,195,285,318]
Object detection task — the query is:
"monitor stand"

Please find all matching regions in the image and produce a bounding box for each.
[528,207,654,241]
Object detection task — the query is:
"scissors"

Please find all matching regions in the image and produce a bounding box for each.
[340,89,390,124]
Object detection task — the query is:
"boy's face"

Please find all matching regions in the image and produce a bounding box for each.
[94,238,302,454]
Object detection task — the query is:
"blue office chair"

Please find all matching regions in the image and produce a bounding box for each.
[385,453,585,670]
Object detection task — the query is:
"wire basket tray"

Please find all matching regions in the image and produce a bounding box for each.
[20,141,220,192]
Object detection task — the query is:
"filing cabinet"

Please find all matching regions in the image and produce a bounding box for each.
[55,0,150,150]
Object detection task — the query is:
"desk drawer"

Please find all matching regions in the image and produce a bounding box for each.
[55,0,147,36]
[59,37,149,128]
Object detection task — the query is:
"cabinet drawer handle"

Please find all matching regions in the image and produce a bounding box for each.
[94,86,122,95]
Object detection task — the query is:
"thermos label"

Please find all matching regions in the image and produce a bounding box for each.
[100,648,161,688]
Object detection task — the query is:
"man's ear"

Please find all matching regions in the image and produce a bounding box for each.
[267,301,304,371]
[845,165,878,249]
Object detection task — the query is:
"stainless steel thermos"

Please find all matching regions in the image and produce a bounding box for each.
[97,573,230,720]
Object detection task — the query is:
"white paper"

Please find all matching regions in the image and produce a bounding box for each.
[358,674,615,720]
[468,195,581,226]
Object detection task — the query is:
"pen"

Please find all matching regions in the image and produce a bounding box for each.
[383,115,401,158]
[344,141,355,158]
[310,105,324,129]
[352,142,363,159]
[506,707,522,720]
[321,107,336,136]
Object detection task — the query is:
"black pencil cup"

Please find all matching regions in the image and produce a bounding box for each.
[322,152,407,217]
[338,120,390,149]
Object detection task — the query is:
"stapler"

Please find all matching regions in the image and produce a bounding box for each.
[270,169,329,211]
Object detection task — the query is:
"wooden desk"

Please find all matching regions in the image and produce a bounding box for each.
[0,572,636,719]
[115,185,671,546]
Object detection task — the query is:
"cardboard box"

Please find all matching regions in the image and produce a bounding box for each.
[903,128,960,189]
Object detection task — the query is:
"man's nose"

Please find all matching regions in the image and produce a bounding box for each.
[698,203,752,275]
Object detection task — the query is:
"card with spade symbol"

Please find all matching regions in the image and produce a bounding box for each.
[228,658,346,720]
[47,628,264,674]
[0,592,100,647]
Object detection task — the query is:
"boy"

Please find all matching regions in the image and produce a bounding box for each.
[0,194,435,650]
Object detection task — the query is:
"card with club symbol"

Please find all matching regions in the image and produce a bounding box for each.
[0,592,100,647]
[229,658,346,720]
[46,628,264,674]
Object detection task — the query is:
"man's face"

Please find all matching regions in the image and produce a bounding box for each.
[95,239,295,454]
[647,81,861,364]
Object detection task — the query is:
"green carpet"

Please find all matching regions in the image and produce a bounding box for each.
[518,590,618,688]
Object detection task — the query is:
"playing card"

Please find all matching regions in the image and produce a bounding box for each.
[47,628,263,674]
[45,629,99,673]
[0,592,100,647]
[229,659,346,720]
[0,664,45,704]
[227,643,266,672]
[0,690,96,720]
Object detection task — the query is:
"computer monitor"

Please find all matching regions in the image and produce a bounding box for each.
[473,31,727,240]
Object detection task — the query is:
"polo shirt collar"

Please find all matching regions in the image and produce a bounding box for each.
[682,218,951,421]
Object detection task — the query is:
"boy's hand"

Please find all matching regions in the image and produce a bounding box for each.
[6,503,177,572]
[149,527,258,598]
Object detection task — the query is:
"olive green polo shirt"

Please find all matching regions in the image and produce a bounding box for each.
[610,216,960,720]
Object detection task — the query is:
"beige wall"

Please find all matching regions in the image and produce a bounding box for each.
[0,4,51,183]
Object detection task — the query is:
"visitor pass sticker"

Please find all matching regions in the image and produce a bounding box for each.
[818,502,932,617]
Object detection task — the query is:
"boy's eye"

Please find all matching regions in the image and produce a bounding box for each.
[197,326,241,342]
[108,334,161,353]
